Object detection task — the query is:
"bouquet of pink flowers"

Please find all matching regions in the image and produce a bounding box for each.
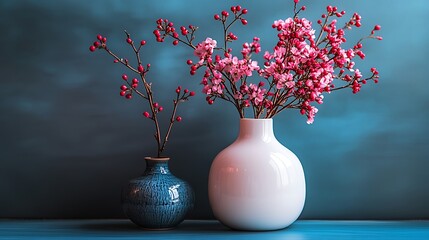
[154,0,382,123]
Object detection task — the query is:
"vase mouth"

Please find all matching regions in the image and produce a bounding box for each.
[240,118,273,121]
[145,157,170,161]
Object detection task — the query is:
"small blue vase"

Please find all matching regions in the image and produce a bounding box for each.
[121,157,194,230]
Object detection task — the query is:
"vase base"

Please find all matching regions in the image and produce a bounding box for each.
[229,226,289,232]
[221,221,290,232]
[142,227,176,231]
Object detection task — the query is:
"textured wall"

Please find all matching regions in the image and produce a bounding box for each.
[1,0,428,219]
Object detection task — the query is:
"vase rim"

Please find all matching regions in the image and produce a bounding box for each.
[240,118,273,121]
[145,157,170,161]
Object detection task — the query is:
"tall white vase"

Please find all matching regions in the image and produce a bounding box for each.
[208,118,306,231]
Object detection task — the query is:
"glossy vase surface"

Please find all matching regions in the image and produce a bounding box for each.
[208,118,306,231]
[121,157,194,230]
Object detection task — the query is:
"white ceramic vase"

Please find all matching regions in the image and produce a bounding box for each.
[208,118,306,231]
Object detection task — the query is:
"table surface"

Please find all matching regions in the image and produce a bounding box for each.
[0,219,428,240]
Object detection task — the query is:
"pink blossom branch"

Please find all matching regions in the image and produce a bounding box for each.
[89,32,194,157]
[159,89,193,154]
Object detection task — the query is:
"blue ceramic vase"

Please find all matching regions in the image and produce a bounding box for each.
[121,157,194,230]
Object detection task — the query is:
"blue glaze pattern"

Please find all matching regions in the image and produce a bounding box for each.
[121,158,194,229]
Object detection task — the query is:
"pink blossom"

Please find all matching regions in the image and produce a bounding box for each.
[241,37,261,58]
[306,106,318,124]
[216,55,260,82]
[354,69,362,79]
[202,70,224,95]
[247,83,266,106]
[194,37,217,63]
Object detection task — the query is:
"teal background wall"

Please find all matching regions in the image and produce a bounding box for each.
[1,0,428,219]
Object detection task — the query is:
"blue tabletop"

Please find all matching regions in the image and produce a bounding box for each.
[0,219,428,240]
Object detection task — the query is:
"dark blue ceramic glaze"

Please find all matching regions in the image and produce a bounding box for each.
[121,157,194,229]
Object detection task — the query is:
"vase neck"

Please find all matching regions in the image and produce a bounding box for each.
[237,118,275,142]
[144,157,170,174]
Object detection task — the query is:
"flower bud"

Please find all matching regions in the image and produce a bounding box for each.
[138,65,144,73]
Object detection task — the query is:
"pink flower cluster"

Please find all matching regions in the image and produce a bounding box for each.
[197,36,263,107]
[155,2,382,123]
[194,38,217,63]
